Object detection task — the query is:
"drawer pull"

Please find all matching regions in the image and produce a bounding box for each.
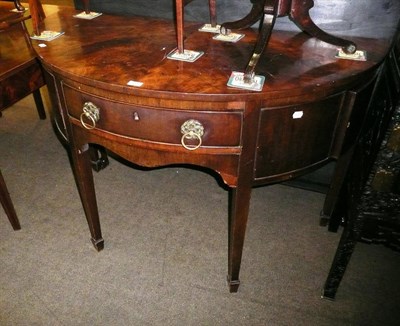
[180,119,204,151]
[80,102,100,130]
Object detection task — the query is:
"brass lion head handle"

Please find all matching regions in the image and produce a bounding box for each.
[180,119,204,151]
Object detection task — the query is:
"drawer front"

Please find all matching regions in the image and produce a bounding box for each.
[62,84,242,147]
[255,94,345,179]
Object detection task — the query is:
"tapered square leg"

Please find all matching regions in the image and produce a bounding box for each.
[227,185,252,292]
[69,137,104,251]
[0,170,21,231]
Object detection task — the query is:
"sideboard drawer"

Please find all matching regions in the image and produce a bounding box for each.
[255,93,345,179]
[62,84,242,148]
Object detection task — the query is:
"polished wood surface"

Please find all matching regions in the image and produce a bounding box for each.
[0,2,45,118]
[34,5,392,292]
[34,6,388,102]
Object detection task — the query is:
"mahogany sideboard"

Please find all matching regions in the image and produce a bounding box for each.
[32,5,395,292]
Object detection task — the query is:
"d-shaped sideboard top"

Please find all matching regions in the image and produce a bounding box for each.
[32,5,396,292]
[33,6,390,104]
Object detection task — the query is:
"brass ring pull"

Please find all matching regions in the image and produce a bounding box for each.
[80,102,100,130]
[180,119,204,151]
[181,131,202,151]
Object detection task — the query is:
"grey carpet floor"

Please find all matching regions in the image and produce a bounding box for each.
[1,89,400,325]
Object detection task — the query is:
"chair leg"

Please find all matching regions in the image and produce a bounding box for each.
[13,0,25,12]
[208,0,217,27]
[175,0,185,53]
[0,171,21,230]
[290,0,356,54]
[32,89,46,120]
[175,0,218,54]
[322,206,363,299]
[323,147,355,232]
[220,0,265,34]
[28,0,46,36]
[218,0,279,82]
[82,0,90,14]
[243,0,279,83]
